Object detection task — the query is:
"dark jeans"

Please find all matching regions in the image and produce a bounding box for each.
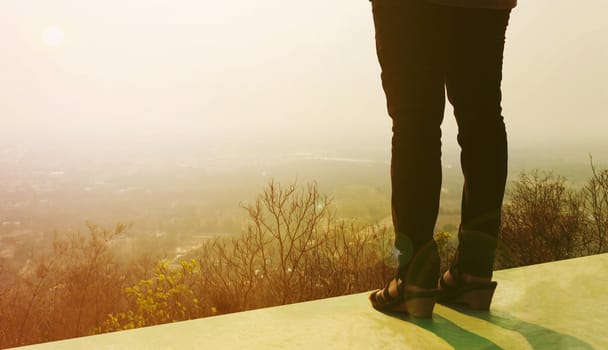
[371,0,511,288]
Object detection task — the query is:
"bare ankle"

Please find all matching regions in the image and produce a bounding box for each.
[442,270,455,286]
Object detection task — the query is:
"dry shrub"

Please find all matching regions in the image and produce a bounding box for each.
[496,165,608,268]
[0,224,130,348]
[96,181,395,332]
[582,159,608,255]
[194,181,394,314]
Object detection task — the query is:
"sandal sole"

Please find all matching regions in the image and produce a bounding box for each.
[439,283,497,310]
[370,290,437,318]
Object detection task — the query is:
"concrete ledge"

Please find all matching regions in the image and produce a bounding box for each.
[11,254,608,349]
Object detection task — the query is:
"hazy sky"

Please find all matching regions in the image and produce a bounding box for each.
[1,0,607,159]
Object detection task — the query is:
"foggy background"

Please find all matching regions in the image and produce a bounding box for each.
[1,0,607,163]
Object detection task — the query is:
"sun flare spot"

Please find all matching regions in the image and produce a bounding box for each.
[42,26,65,46]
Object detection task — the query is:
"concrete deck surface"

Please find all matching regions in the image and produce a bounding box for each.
[11,254,608,349]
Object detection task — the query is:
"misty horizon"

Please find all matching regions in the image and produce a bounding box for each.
[1,0,607,166]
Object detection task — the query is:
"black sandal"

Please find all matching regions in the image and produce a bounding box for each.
[369,277,440,318]
[437,268,497,310]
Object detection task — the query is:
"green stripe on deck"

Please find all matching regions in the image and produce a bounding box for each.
[11,254,608,350]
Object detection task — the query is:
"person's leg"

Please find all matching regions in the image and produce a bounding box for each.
[371,0,447,289]
[445,7,511,279]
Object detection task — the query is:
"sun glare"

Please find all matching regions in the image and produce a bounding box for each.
[43,26,65,46]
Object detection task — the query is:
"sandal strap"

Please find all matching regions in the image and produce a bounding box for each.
[370,278,403,308]
[439,268,497,303]
[381,283,396,302]
[384,277,440,300]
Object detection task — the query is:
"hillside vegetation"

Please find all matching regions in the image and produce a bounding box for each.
[1,162,607,348]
